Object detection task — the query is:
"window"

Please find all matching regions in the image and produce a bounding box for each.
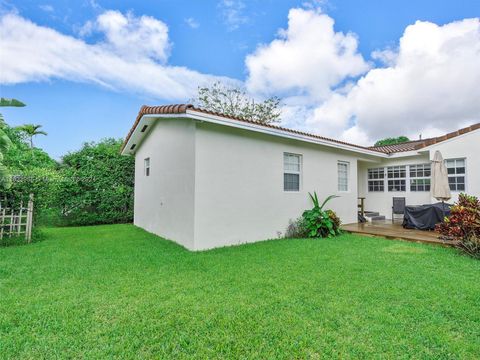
[446,158,466,191]
[284,153,301,191]
[410,164,431,191]
[338,161,349,191]
[368,168,385,192]
[387,166,406,191]
[144,158,150,176]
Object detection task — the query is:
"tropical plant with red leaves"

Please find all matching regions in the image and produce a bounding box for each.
[436,193,480,258]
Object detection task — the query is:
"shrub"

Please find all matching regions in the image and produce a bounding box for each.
[285,217,309,238]
[436,193,480,258]
[326,209,341,231]
[56,138,134,226]
[302,192,341,238]
[2,167,62,233]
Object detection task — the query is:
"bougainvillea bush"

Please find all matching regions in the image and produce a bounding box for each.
[436,193,480,258]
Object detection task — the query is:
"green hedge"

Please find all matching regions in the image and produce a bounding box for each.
[3,138,134,227]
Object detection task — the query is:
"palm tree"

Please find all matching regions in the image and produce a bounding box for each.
[0,98,26,107]
[16,124,47,148]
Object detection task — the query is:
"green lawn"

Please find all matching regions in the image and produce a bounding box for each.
[1,225,479,359]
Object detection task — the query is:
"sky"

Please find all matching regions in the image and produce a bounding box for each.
[1,0,479,158]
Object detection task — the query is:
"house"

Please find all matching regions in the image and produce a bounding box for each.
[121,104,480,250]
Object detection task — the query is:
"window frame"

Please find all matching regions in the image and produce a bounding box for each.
[368,167,385,192]
[283,152,302,192]
[409,163,431,192]
[387,165,406,192]
[337,161,349,192]
[445,158,466,192]
[144,157,150,177]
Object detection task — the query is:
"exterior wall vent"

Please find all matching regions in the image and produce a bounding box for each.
[141,125,148,132]
[130,144,136,150]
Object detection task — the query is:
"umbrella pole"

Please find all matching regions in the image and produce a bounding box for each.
[442,200,445,222]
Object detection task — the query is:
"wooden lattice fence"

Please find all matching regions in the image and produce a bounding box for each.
[0,194,34,243]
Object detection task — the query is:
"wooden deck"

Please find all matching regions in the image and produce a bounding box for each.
[342,220,457,247]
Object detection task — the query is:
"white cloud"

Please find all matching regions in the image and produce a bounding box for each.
[245,8,480,145]
[245,8,369,101]
[184,17,199,29]
[0,12,236,100]
[2,6,479,146]
[310,18,480,144]
[86,0,101,10]
[80,10,171,62]
[219,0,248,31]
[39,4,54,12]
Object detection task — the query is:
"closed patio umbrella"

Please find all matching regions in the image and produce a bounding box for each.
[431,150,451,220]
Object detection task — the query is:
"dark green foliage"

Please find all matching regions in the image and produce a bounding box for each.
[0,224,479,358]
[374,136,410,147]
[0,102,135,229]
[57,138,134,226]
[7,167,62,225]
[2,131,134,228]
[0,98,25,188]
[302,207,340,238]
[302,192,341,238]
[0,98,26,107]
[3,126,57,171]
[436,193,480,258]
[2,125,60,234]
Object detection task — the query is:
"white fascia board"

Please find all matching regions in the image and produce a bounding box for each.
[186,110,388,158]
[419,128,479,152]
[386,150,428,158]
[122,111,390,158]
[121,114,165,155]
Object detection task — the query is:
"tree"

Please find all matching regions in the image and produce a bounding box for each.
[191,81,281,123]
[0,98,25,188]
[0,98,26,107]
[374,136,410,147]
[57,138,135,226]
[3,125,57,171]
[1,124,58,227]
[15,124,47,148]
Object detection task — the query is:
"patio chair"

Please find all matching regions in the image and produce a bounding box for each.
[392,197,406,223]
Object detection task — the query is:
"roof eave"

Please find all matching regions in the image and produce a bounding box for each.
[187,109,388,157]
[122,109,388,158]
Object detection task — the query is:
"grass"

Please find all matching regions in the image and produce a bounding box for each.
[1,225,479,359]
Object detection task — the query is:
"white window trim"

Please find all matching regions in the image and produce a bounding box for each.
[283,152,302,192]
[445,158,467,192]
[409,163,431,192]
[387,165,407,192]
[337,161,350,192]
[144,157,150,177]
[367,167,385,192]
[367,164,435,193]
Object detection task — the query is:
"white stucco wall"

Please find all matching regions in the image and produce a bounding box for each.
[428,129,480,201]
[193,122,360,250]
[132,117,478,250]
[357,129,480,218]
[133,118,196,249]
[358,155,432,218]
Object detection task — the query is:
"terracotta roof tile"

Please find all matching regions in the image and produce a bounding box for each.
[121,104,383,154]
[369,140,428,154]
[121,104,480,155]
[369,123,480,154]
